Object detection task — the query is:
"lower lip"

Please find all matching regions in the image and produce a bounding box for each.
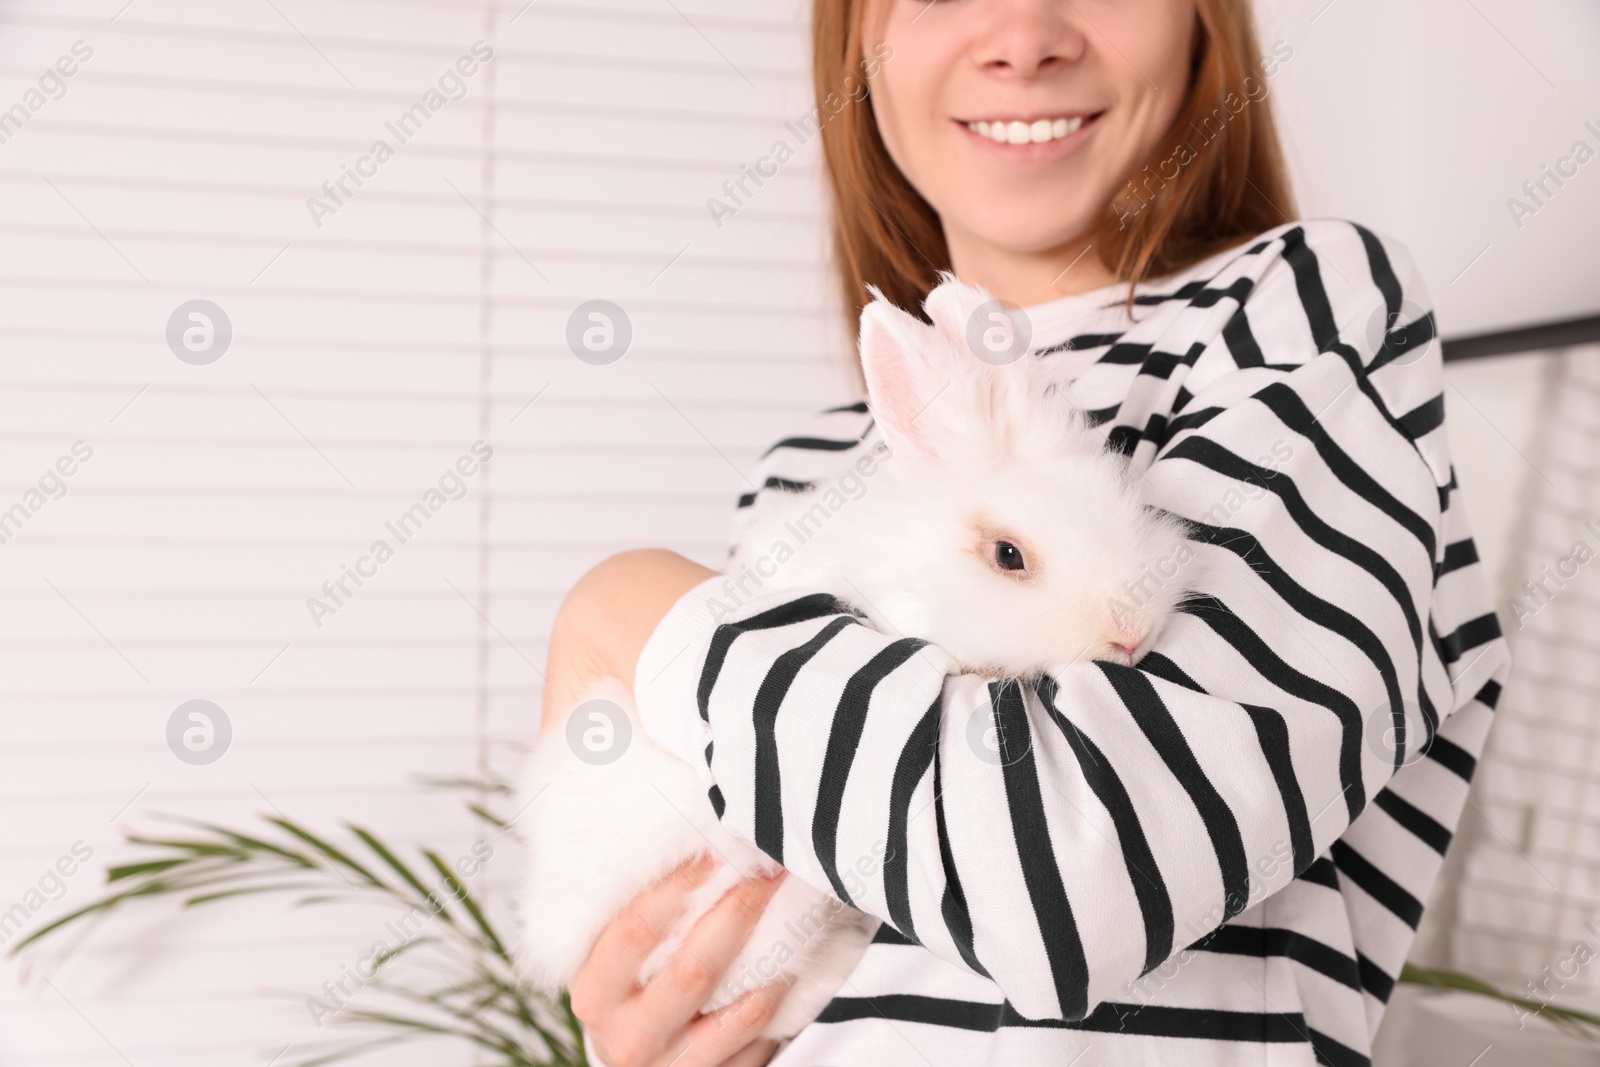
[957,113,1102,162]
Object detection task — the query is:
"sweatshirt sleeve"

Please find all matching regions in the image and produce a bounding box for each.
[632,221,1510,1022]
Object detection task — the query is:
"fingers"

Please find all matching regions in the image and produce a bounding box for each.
[585,980,786,1067]
[570,853,719,1025]
[572,861,794,1067]
[626,979,790,1067]
[677,978,793,1067]
[637,868,787,1025]
[715,1039,781,1067]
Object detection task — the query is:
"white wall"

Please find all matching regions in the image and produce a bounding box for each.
[1442,351,1563,595]
[1256,0,1600,335]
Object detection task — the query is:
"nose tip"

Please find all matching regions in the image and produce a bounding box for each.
[1111,641,1139,663]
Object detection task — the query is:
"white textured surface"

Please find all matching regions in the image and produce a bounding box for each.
[1449,349,1600,1008]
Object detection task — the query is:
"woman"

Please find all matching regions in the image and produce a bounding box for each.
[541,0,1510,1064]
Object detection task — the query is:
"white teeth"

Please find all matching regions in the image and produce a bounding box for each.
[966,115,1086,145]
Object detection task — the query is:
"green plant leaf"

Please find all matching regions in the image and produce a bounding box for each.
[1400,963,1600,1040]
[347,826,455,924]
[266,818,385,887]
[105,858,197,880]
[423,849,507,960]
[12,801,586,1066]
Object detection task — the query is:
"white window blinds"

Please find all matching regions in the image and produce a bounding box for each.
[0,2,852,1062]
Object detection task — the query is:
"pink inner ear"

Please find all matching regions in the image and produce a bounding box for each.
[860,307,938,458]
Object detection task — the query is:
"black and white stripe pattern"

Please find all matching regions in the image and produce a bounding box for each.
[634,219,1510,1064]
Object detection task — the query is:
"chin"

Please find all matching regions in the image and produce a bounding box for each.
[950,199,1108,259]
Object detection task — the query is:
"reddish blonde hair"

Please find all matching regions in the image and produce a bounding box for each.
[812,0,1298,370]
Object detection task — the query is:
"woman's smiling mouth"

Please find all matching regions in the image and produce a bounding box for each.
[965,114,1085,143]
[955,111,1105,159]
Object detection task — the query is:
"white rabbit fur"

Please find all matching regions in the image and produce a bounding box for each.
[516,274,1195,1040]
[516,677,878,1041]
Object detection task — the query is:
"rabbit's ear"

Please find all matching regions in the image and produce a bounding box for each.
[926,274,1098,457]
[921,272,994,357]
[860,278,1059,460]
[858,288,950,459]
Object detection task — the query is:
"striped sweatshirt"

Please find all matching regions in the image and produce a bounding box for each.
[634,219,1511,1065]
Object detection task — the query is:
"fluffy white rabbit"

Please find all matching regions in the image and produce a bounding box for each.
[516,274,1195,1041]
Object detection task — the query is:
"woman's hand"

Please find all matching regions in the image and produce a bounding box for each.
[541,550,786,1065]
[568,854,793,1067]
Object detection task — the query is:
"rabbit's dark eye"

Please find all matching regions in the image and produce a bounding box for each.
[994,540,1026,572]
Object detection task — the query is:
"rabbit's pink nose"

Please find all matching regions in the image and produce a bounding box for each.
[1111,641,1139,662]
